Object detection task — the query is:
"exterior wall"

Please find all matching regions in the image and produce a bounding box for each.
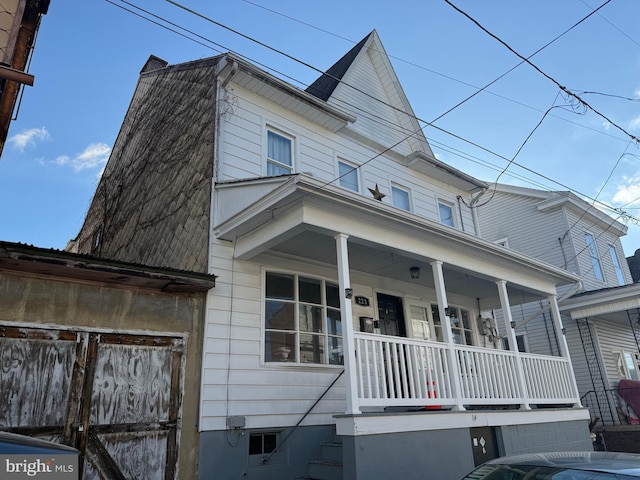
[500,420,592,455]
[477,191,574,272]
[200,249,482,431]
[197,425,335,480]
[341,420,591,480]
[0,271,206,480]
[217,84,476,234]
[69,59,217,273]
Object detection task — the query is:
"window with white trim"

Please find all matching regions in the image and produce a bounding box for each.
[391,185,411,211]
[438,200,455,227]
[264,272,343,365]
[430,304,474,345]
[609,244,626,286]
[615,350,640,381]
[338,160,359,192]
[266,129,293,176]
[585,232,604,281]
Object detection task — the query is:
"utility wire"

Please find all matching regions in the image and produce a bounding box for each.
[444,0,639,145]
[106,0,640,225]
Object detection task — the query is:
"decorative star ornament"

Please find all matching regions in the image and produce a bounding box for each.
[368,183,386,201]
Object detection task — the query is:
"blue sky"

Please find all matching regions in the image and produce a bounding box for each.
[1,0,640,257]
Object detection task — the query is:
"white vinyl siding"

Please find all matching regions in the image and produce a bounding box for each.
[217,85,477,231]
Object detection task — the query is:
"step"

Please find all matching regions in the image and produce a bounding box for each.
[308,459,342,480]
[321,442,343,462]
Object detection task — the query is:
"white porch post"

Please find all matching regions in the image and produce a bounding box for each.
[548,294,582,407]
[496,280,531,410]
[335,233,360,415]
[430,260,465,411]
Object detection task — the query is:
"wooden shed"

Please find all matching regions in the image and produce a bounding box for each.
[0,241,215,479]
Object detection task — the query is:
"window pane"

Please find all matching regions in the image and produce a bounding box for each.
[265,331,295,362]
[249,435,263,455]
[299,277,322,304]
[299,304,323,332]
[410,305,431,341]
[265,301,294,330]
[267,131,292,166]
[326,283,340,308]
[585,233,604,281]
[266,273,294,300]
[328,337,343,365]
[300,333,324,363]
[267,161,292,176]
[625,352,639,381]
[338,161,358,192]
[610,245,625,286]
[439,202,454,227]
[326,308,342,336]
[392,186,410,211]
[263,433,277,454]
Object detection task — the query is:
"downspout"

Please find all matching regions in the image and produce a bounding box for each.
[469,188,487,237]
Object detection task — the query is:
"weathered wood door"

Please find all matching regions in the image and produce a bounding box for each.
[0,325,184,479]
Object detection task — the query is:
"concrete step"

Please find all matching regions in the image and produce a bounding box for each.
[308,459,342,480]
[321,442,342,462]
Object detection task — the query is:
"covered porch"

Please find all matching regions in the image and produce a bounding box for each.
[214,174,583,415]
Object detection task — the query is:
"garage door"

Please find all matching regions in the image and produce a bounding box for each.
[0,325,184,479]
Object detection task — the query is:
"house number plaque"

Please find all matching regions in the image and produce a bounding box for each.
[354,296,370,306]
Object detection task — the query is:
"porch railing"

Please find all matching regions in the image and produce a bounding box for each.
[354,332,578,410]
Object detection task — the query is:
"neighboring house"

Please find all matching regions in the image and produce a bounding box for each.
[68,31,592,480]
[476,183,640,431]
[0,241,216,479]
[0,0,48,156]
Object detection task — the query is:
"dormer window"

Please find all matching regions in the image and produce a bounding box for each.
[267,129,293,176]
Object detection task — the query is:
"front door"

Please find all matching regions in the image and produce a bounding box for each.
[377,293,406,337]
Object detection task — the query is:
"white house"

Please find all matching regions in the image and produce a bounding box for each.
[70,32,592,480]
[476,183,640,431]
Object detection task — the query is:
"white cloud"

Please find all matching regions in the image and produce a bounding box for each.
[630,116,640,131]
[55,143,111,172]
[8,127,50,151]
[612,173,640,206]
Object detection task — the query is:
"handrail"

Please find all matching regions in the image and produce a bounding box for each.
[261,369,345,464]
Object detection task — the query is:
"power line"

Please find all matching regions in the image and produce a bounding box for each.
[444,0,639,146]
[105,0,640,226]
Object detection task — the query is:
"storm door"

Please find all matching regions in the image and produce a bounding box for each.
[377,293,406,337]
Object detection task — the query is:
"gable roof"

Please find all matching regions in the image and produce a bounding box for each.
[305,33,371,101]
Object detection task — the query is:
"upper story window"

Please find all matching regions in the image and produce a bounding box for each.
[338,160,359,192]
[609,244,626,286]
[267,129,293,176]
[392,185,411,211]
[438,200,455,227]
[264,272,343,365]
[585,232,604,281]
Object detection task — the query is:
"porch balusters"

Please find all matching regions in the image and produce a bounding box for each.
[430,260,465,411]
[496,280,531,410]
[335,233,361,415]
[548,294,582,407]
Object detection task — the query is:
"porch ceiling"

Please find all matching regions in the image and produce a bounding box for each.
[265,229,538,308]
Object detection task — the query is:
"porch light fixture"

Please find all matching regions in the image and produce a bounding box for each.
[345,288,353,299]
[410,267,421,279]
